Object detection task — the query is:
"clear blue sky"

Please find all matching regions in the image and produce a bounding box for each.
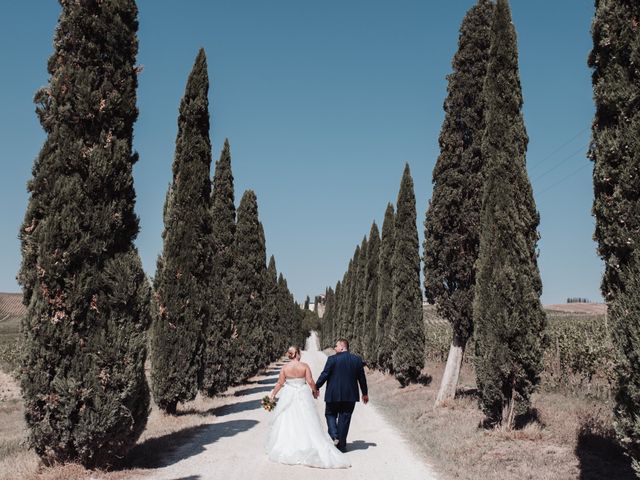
[0,0,600,305]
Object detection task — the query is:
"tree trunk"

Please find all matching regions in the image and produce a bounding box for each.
[434,334,466,407]
[501,386,516,431]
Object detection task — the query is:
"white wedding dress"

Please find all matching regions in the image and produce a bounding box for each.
[265,377,351,468]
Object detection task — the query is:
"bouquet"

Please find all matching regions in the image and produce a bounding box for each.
[261,395,277,412]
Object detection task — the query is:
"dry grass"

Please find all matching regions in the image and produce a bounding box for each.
[367,361,636,480]
[0,398,39,480]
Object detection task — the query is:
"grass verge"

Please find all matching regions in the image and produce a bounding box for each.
[367,361,636,480]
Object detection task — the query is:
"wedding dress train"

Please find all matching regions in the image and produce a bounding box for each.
[266,378,351,468]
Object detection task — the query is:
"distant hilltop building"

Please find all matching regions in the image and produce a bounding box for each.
[301,294,326,318]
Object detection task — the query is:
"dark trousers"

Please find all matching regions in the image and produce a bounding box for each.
[325,401,355,450]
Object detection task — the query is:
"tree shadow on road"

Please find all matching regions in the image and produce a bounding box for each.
[234,385,273,396]
[178,398,262,417]
[125,419,259,469]
[246,377,277,386]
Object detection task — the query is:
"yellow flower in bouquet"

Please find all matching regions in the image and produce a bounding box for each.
[261,395,277,412]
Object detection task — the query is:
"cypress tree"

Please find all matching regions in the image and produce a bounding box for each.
[320,287,329,347]
[609,253,640,474]
[363,222,380,365]
[201,139,236,396]
[259,256,278,368]
[323,286,335,348]
[391,165,425,386]
[286,279,302,347]
[590,0,640,302]
[294,302,306,347]
[150,49,213,414]
[276,273,290,349]
[280,275,301,347]
[304,295,310,310]
[264,255,280,362]
[352,236,368,355]
[332,281,342,344]
[376,203,396,372]
[18,0,151,466]
[231,190,267,381]
[424,0,493,406]
[589,0,640,468]
[473,0,546,428]
[338,260,353,340]
[346,247,360,343]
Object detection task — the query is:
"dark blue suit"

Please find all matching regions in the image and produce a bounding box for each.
[315,351,368,451]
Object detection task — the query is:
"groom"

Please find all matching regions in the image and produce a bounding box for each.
[314,338,368,453]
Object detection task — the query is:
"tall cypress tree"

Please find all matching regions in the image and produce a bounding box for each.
[589,0,640,469]
[294,301,307,347]
[276,273,290,348]
[265,255,282,360]
[323,286,335,348]
[18,0,151,466]
[278,274,301,348]
[201,139,236,396]
[609,253,640,474]
[590,0,640,302]
[320,287,329,347]
[262,255,279,364]
[338,268,350,339]
[473,0,546,428]
[376,203,396,372]
[150,49,213,414]
[346,247,360,343]
[332,281,342,344]
[363,222,380,365]
[391,165,425,386]
[352,236,368,354]
[231,190,267,381]
[424,0,494,406]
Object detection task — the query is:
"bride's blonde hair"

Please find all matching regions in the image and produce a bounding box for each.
[287,345,301,360]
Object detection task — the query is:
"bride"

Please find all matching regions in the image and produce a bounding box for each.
[265,346,351,469]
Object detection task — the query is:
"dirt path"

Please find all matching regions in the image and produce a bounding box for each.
[144,332,438,480]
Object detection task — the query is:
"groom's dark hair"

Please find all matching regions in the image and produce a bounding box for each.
[337,338,349,350]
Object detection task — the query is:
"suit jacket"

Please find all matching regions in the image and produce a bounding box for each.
[315,351,368,403]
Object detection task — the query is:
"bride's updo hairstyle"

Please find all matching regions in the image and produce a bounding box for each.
[287,346,301,360]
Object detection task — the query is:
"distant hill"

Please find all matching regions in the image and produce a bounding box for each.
[544,303,607,315]
[0,293,25,320]
[3,292,606,322]
[423,302,607,324]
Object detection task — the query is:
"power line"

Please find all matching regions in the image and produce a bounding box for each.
[532,144,589,182]
[528,126,590,172]
[536,161,591,196]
